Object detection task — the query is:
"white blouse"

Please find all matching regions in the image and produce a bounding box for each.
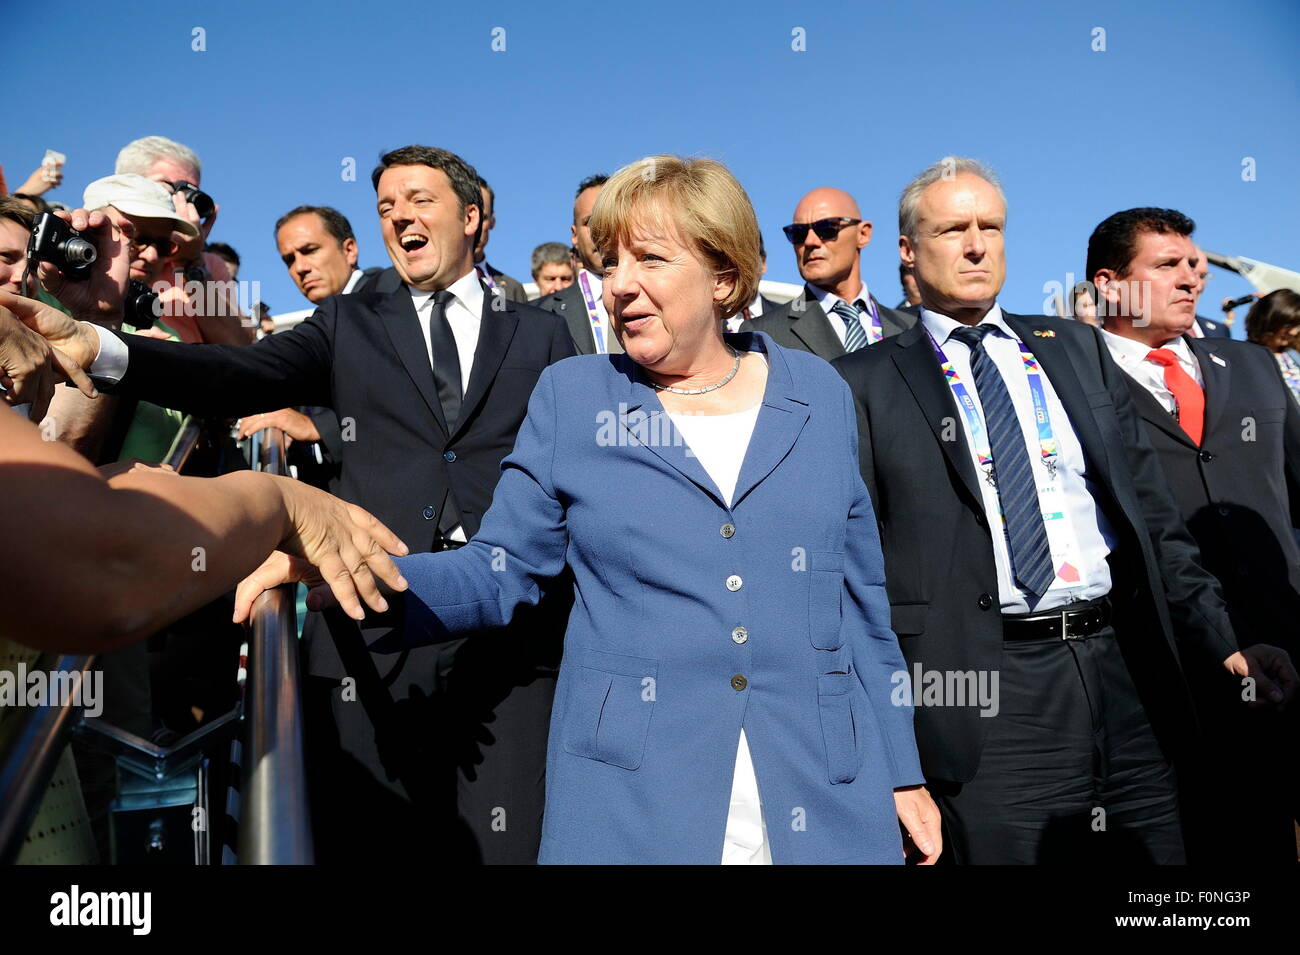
[666,387,771,865]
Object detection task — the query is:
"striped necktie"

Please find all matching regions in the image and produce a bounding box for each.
[950,324,1055,598]
[830,299,870,352]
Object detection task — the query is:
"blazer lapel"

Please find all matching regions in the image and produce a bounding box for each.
[730,333,810,508]
[1004,314,1112,476]
[619,367,723,506]
[889,324,984,511]
[1188,335,1231,438]
[377,291,448,439]
[1123,372,1197,448]
[452,293,520,440]
[787,290,845,361]
[559,283,597,355]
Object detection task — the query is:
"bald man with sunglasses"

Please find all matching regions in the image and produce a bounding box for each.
[744,187,914,362]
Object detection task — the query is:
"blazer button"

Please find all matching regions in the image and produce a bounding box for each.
[1218,506,1231,517]
[725,575,743,592]
[731,674,748,691]
[720,522,736,539]
[1198,450,1214,463]
[444,450,457,463]
[977,593,994,610]
[731,626,748,644]
[421,505,436,520]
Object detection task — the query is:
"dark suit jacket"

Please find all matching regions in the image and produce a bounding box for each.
[100,287,578,682]
[535,281,598,355]
[352,266,389,294]
[832,313,1238,783]
[1120,335,1300,647]
[1196,315,1231,339]
[742,285,916,362]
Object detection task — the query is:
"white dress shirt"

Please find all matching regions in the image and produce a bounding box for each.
[341,268,366,295]
[1100,329,1202,416]
[666,386,770,865]
[810,281,880,346]
[408,268,484,395]
[921,306,1115,613]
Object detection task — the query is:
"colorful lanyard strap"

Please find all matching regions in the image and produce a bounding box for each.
[928,329,1060,485]
[860,294,883,342]
[578,271,605,352]
[476,264,500,294]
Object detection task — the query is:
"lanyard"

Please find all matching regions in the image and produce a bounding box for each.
[476,264,500,294]
[928,329,1060,485]
[859,294,883,342]
[578,271,605,352]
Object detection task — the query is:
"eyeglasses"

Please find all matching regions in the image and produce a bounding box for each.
[128,235,176,258]
[782,217,861,244]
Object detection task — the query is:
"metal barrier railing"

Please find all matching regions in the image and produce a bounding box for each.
[0,417,313,865]
[237,427,313,864]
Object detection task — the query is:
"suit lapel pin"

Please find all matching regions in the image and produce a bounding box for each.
[1032,329,1056,338]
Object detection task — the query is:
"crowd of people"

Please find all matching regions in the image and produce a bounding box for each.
[1,135,1298,866]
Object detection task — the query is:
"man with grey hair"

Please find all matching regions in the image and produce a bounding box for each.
[832,157,1294,864]
[114,135,250,346]
[530,241,574,297]
[744,186,913,362]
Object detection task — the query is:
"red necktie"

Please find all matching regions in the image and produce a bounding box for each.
[1146,348,1204,445]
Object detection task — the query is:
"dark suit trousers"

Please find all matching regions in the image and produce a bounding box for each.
[931,624,1185,864]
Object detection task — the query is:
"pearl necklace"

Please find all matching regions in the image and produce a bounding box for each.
[648,346,742,395]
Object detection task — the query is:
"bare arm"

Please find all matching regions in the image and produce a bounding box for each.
[2,408,407,652]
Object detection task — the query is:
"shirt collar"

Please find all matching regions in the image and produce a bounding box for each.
[1099,327,1194,368]
[919,303,1009,346]
[341,269,364,294]
[408,267,485,316]
[809,280,870,314]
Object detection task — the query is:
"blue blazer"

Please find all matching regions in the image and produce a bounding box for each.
[391,331,924,863]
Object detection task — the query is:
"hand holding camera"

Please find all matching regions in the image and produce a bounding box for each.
[30,209,130,326]
[163,180,218,266]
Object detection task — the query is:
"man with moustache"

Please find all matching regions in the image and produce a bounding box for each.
[535,174,623,354]
[832,158,1295,864]
[1089,207,1300,863]
[745,186,913,361]
[37,145,577,864]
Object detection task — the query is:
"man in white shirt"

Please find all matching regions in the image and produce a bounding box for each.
[744,186,913,361]
[534,174,623,355]
[1088,205,1300,863]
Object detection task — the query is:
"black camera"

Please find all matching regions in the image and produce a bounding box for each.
[123,279,160,330]
[27,211,97,281]
[164,180,215,219]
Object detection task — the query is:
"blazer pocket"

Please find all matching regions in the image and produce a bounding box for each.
[817,671,869,784]
[562,648,658,771]
[890,602,929,636]
[809,551,845,649]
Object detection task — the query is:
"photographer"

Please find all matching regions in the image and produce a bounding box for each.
[114,136,253,346]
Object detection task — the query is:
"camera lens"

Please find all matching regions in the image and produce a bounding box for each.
[63,238,98,267]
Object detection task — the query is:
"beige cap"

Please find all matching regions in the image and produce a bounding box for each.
[82,174,200,237]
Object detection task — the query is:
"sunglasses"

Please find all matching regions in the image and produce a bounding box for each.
[782,217,861,244]
[128,234,177,258]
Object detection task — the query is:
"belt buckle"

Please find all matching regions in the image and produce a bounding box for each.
[1060,607,1083,640]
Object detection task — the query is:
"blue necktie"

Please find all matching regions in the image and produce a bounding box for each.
[831,300,870,352]
[949,324,1055,598]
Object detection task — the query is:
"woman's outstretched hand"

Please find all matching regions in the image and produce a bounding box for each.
[895,784,943,864]
[233,478,409,624]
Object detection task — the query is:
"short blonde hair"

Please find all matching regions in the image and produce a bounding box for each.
[588,155,761,320]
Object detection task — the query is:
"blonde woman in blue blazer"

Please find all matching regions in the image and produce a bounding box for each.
[245,155,940,864]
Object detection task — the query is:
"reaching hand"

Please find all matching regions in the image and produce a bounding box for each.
[0,288,103,372]
[232,478,409,624]
[0,305,95,419]
[237,408,321,444]
[37,208,130,323]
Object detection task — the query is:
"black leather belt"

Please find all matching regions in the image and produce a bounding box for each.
[1001,597,1111,640]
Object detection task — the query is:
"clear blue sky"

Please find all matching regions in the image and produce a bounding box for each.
[9,0,1298,333]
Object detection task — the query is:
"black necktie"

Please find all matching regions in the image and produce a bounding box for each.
[427,289,461,431]
[949,324,1055,598]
